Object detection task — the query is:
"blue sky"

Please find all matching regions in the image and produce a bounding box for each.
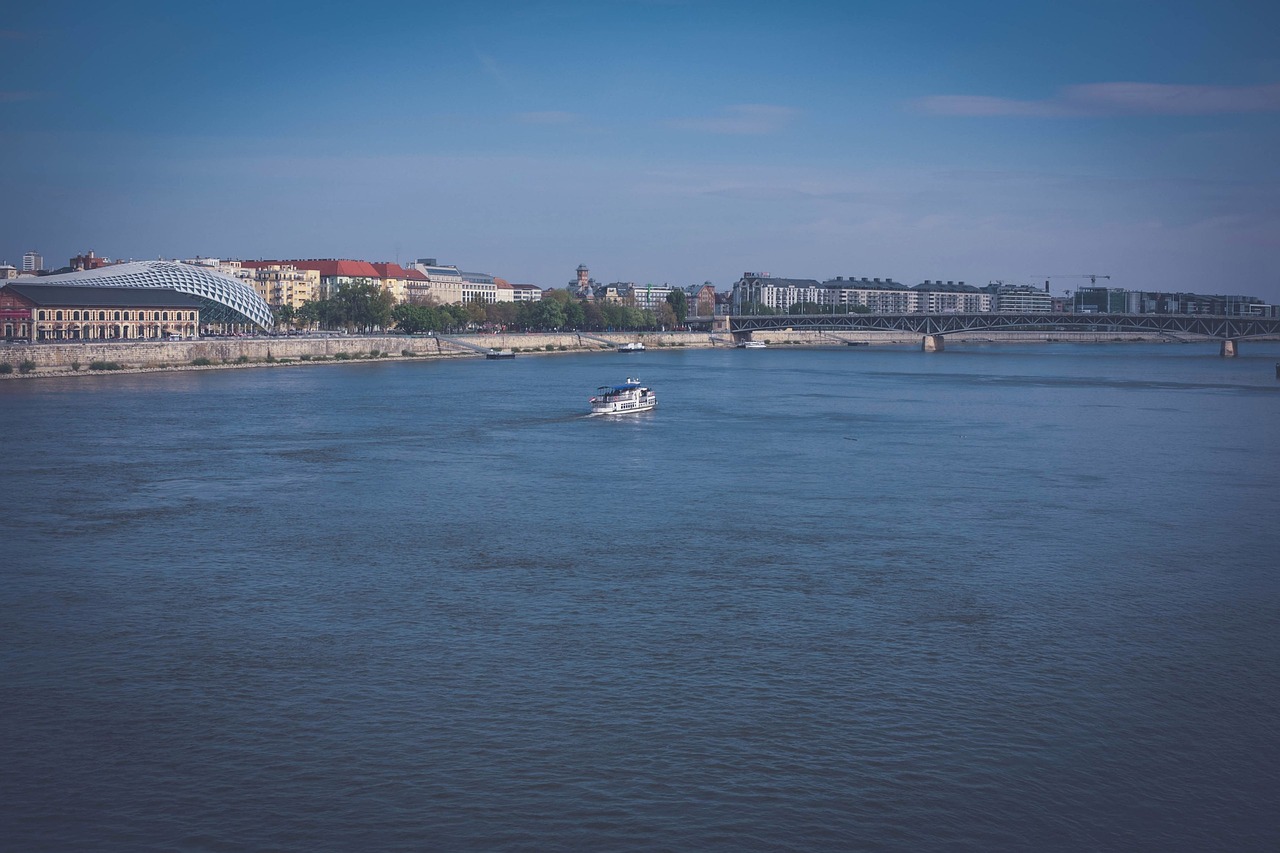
[3,0,1278,300]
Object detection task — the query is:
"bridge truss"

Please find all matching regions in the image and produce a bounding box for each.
[729,312,1280,340]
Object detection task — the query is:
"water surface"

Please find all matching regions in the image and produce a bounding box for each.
[3,342,1278,851]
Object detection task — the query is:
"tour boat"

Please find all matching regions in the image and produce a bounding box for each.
[590,378,657,414]
[738,340,767,349]
[486,349,515,359]
[617,341,646,352]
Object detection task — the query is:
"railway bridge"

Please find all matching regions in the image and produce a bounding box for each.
[726,312,1280,356]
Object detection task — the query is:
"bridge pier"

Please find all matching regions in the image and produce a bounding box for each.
[1220,339,1239,358]
[922,334,945,353]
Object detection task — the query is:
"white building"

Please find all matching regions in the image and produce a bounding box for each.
[408,259,464,304]
[821,277,917,313]
[732,273,823,313]
[990,283,1053,313]
[627,283,677,313]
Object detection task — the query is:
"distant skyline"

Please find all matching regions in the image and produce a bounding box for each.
[3,0,1278,300]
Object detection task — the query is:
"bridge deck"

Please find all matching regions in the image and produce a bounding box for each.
[730,312,1280,339]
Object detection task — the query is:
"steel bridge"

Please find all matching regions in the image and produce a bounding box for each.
[728,312,1280,355]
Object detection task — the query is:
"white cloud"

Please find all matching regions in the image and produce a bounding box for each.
[912,82,1280,117]
[666,104,800,134]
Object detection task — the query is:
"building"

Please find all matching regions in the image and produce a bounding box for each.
[238,261,321,311]
[0,264,17,281]
[508,283,542,302]
[987,283,1053,313]
[1,282,201,341]
[70,250,114,271]
[22,251,43,273]
[913,281,990,313]
[1072,286,1129,314]
[14,260,272,330]
[1120,290,1270,316]
[263,259,381,301]
[407,259,465,304]
[684,282,717,318]
[733,273,823,313]
[370,262,416,303]
[820,277,917,313]
[460,271,498,304]
[627,283,677,313]
[569,264,598,299]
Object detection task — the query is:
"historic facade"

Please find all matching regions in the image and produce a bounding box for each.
[0,283,201,341]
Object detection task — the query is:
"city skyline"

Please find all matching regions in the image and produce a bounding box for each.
[3,1,1278,301]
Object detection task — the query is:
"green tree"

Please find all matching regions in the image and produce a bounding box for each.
[528,299,566,331]
[562,299,585,330]
[465,298,488,326]
[273,304,296,329]
[789,301,825,315]
[666,288,688,324]
[333,279,394,332]
[393,303,436,334]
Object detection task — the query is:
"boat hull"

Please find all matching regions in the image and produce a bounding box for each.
[590,379,657,414]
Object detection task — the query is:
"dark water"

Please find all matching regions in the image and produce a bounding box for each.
[3,343,1278,852]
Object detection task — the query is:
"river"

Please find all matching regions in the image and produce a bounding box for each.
[3,342,1278,851]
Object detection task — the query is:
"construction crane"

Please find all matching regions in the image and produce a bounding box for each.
[1039,275,1113,311]
[1040,274,1111,289]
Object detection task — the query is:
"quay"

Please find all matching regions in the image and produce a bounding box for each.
[3,324,1276,378]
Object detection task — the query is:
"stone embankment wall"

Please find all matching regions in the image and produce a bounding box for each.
[0,329,1176,376]
[0,332,729,374]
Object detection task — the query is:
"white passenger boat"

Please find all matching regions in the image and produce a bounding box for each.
[590,378,657,414]
[738,340,767,349]
[617,341,646,352]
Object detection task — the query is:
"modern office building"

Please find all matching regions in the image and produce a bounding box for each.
[460,271,499,304]
[987,283,1054,313]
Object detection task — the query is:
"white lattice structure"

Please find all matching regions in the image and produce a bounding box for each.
[23,260,274,329]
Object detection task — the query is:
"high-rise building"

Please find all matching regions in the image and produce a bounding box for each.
[22,251,43,273]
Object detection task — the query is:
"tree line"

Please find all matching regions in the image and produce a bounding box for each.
[272,280,693,333]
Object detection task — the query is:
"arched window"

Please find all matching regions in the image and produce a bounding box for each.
[99,311,106,321]
[114,312,121,321]
[162,311,169,321]
[56,311,64,321]
[39,310,47,320]
[72,311,80,320]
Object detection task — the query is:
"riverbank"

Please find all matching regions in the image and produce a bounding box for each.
[0,329,1191,379]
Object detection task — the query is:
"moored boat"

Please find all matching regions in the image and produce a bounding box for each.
[738,340,767,349]
[617,341,646,352]
[486,349,516,359]
[590,377,657,414]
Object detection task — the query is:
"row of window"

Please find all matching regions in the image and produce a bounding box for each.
[36,310,198,322]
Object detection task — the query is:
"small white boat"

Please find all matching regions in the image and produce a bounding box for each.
[617,342,646,352]
[590,377,657,414]
[738,340,767,349]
